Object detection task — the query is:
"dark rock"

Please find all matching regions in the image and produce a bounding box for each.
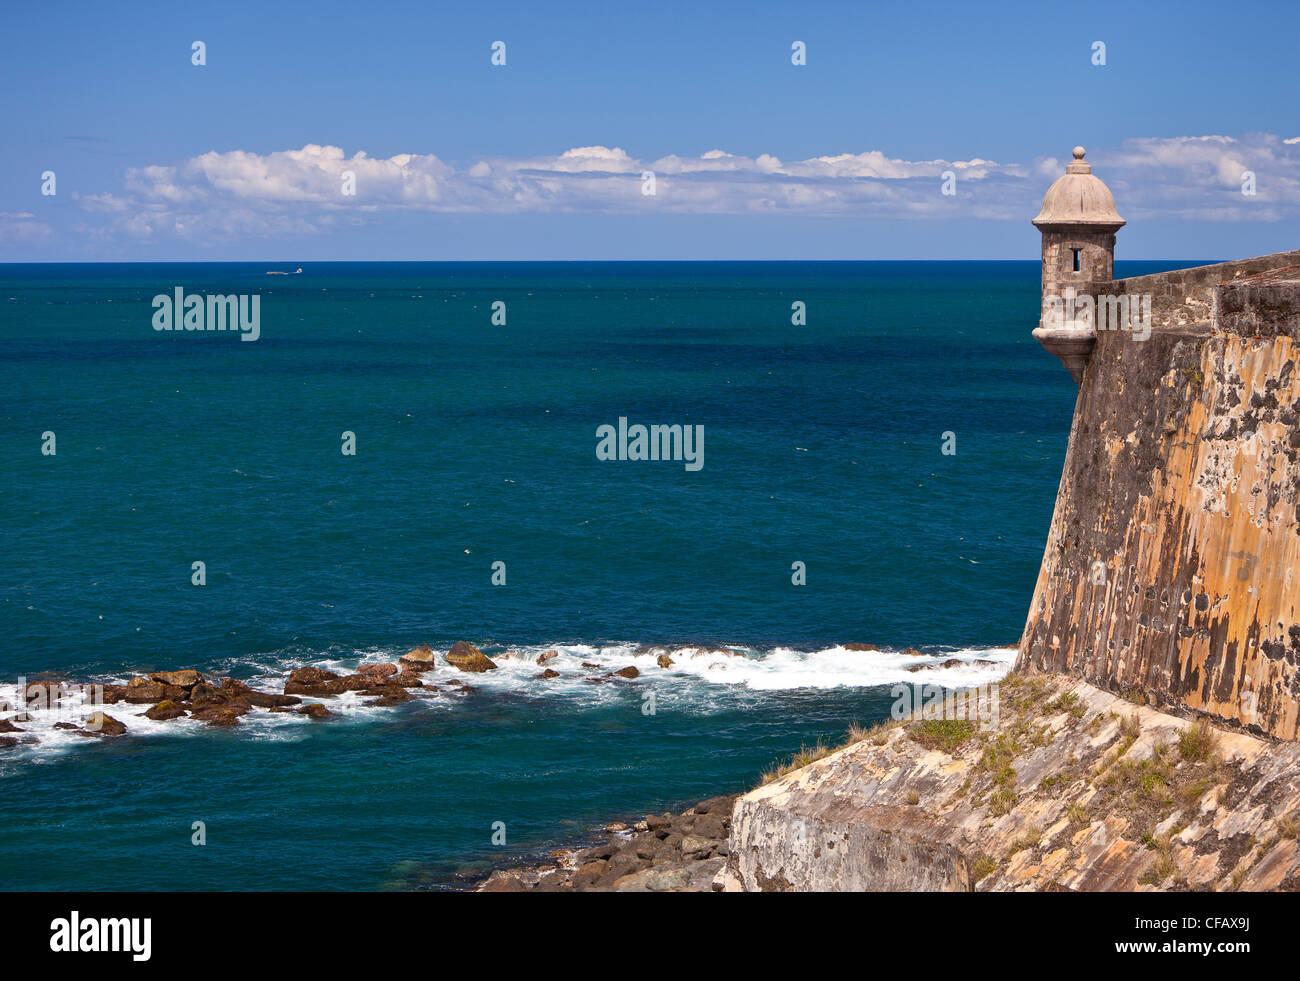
[149,670,204,689]
[693,795,735,816]
[680,834,715,858]
[572,861,607,888]
[298,703,333,720]
[53,722,79,730]
[581,662,601,669]
[692,813,727,840]
[24,680,67,705]
[145,700,186,721]
[446,641,498,673]
[195,708,240,728]
[0,719,24,733]
[287,666,339,686]
[602,850,650,881]
[188,683,230,709]
[284,670,371,696]
[480,875,528,892]
[537,669,560,679]
[358,662,399,680]
[537,649,559,665]
[613,666,640,680]
[123,683,166,703]
[656,654,674,668]
[80,712,127,736]
[122,676,169,703]
[244,691,301,708]
[576,841,619,863]
[399,645,437,669]
[842,643,880,651]
[361,685,413,705]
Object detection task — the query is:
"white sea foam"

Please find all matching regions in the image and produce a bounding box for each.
[0,642,1016,764]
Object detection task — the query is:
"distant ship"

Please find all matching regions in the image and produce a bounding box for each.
[266,267,304,275]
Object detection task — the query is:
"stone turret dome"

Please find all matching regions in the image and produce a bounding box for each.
[1032,147,1125,229]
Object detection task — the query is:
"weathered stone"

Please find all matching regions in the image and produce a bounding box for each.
[198,709,241,728]
[691,813,727,840]
[123,679,168,703]
[284,670,370,696]
[298,703,333,720]
[144,700,186,721]
[244,691,301,708]
[656,654,674,668]
[80,712,127,736]
[576,841,618,863]
[358,662,398,680]
[1021,162,1300,741]
[613,866,692,892]
[149,670,204,689]
[446,641,497,673]
[728,675,1300,892]
[24,680,68,705]
[680,835,715,857]
[537,649,559,665]
[362,686,413,705]
[188,683,229,709]
[287,667,339,686]
[480,875,527,892]
[693,795,734,817]
[400,645,437,669]
[537,669,560,679]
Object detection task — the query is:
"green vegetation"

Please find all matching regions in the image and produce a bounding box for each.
[1009,825,1042,855]
[1045,691,1086,720]
[1177,718,1219,763]
[909,719,976,753]
[970,855,998,883]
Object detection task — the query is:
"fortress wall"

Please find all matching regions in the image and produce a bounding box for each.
[1017,275,1300,741]
[1114,250,1300,331]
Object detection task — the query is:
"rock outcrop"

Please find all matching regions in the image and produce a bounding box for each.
[446,641,497,673]
[724,674,1300,891]
[478,795,737,892]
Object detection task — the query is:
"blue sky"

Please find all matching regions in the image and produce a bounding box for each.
[3,0,1297,260]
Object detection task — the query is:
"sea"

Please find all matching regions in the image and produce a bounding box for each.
[0,259,1195,889]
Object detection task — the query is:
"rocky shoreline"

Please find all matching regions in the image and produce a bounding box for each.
[477,794,739,892]
[4,640,1002,749]
[0,641,670,747]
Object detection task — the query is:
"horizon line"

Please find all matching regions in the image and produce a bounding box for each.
[0,257,1224,265]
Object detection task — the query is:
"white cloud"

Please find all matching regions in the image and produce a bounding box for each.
[64,133,1300,244]
[0,212,55,245]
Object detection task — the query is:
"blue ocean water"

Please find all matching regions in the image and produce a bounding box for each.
[0,259,1188,890]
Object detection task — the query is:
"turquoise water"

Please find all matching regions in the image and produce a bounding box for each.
[0,260,1182,889]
